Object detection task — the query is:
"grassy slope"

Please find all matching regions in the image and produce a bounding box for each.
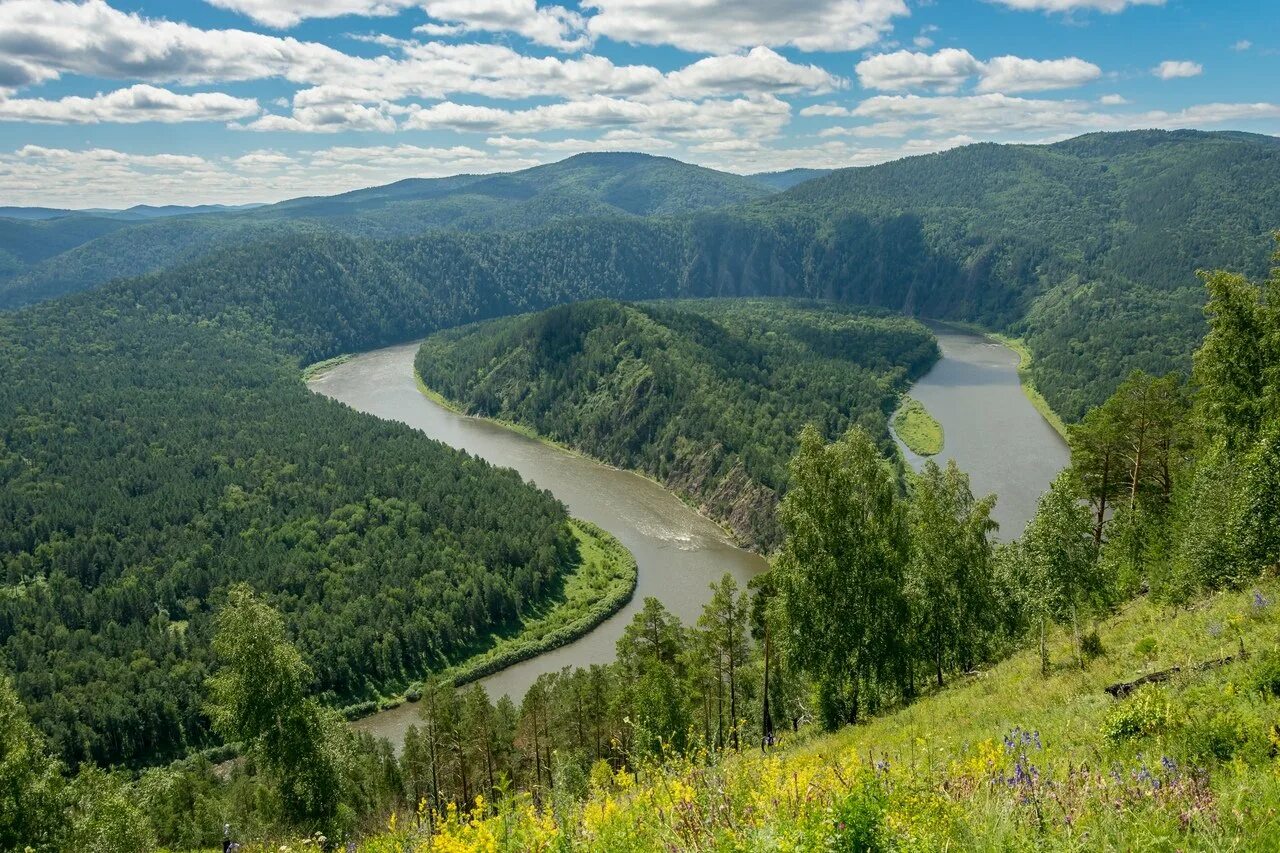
[329,580,1280,851]
[893,397,944,456]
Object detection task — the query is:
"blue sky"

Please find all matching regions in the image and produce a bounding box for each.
[0,0,1275,207]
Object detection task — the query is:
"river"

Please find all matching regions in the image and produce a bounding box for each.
[307,323,1067,748]
[894,324,1070,539]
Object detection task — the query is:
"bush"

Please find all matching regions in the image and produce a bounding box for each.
[1082,630,1106,661]
[1103,686,1176,743]
[1134,636,1158,658]
[831,776,891,853]
[1249,649,1280,698]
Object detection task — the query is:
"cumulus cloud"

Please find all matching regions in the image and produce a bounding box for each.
[0,83,260,123]
[985,0,1165,12]
[977,56,1100,93]
[1099,93,1128,105]
[814,92,1280,141]
[856,49,982,92]
[1154,60,1203,79]
[664,48,845,98]
[584,0,910,54]
[202,0,416,28]
[857,49,1100,94]
[421,0,589,51]
[400,94,792,137]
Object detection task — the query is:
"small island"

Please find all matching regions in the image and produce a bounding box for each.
[893,396,944,456]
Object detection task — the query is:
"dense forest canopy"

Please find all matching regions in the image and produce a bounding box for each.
[0,254,592,769]
[416,299,938,549]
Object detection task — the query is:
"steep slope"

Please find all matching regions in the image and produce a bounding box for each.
[416,299,938,549]
[366,580,1280,850]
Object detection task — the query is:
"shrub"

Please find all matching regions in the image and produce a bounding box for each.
[1249,649,1280,698]
[831,776,891,852]
[1103,686,1176,743]
[1082,630,1106,661]
[1135,636,1158,658]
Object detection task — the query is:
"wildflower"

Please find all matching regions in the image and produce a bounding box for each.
[1254,589,1271,610]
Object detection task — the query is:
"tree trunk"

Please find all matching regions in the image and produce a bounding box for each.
[1094,447,1111,546]
[761,624,774,751]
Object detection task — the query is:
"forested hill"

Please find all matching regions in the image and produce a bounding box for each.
[264,151,772,227]
[0,236,595,769]
[9,131,1275,417]
[723,129,1280,418]
[0,152,768,309]
[416,300,938,549]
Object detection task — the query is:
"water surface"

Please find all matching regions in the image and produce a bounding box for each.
[895,323,1069,538]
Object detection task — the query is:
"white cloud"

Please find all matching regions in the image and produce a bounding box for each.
[421,0,589,51]
[400,94,792,137]
[238,101,397,132]
[985,0,1165,12]
[856,49,982,92]
[485,129,677,152]
[0,142,542,207]
[857,49,1100,94]
[814,92,1280,141]
[977,56,1100,93]
[665,48,844,98]
[584,0,910,53]
[1099,93,1128,105]
[0,0,364,85]
[0,83,260,123]
[202,0,416,28]
[1231,40,1252,52]
[1154,60,1203,79]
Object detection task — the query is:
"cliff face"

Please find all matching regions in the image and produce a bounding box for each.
[663,443,780,552]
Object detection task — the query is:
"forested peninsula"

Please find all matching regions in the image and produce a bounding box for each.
[416,299,938,550]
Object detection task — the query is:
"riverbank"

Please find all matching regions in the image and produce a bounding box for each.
[338,519,635,722]
[415,368,756,553]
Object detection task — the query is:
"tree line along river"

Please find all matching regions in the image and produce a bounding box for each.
[306,323,1069,749]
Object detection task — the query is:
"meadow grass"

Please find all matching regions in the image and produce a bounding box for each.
[894,396,944,456]
[307,579,1280,851]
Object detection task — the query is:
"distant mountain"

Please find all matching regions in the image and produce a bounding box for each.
[5,131,1278,421]
[0,152,772,308]
[747,167,832,190]
[0,202,261,221]
[254,151,773,233]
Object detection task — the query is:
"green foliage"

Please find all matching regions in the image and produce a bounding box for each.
[417,299,937,549]
[1,258,580,769]
[0,675,64,850]
[1103,685,1176,743]
[830,775,891,853]
[208,584,343,822]
[1015,472,1107,671]
[892,397,943,456]
[774,426,912,728]
[906,460,1000,686]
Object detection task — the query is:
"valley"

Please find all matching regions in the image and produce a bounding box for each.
[312,315,1070,750]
